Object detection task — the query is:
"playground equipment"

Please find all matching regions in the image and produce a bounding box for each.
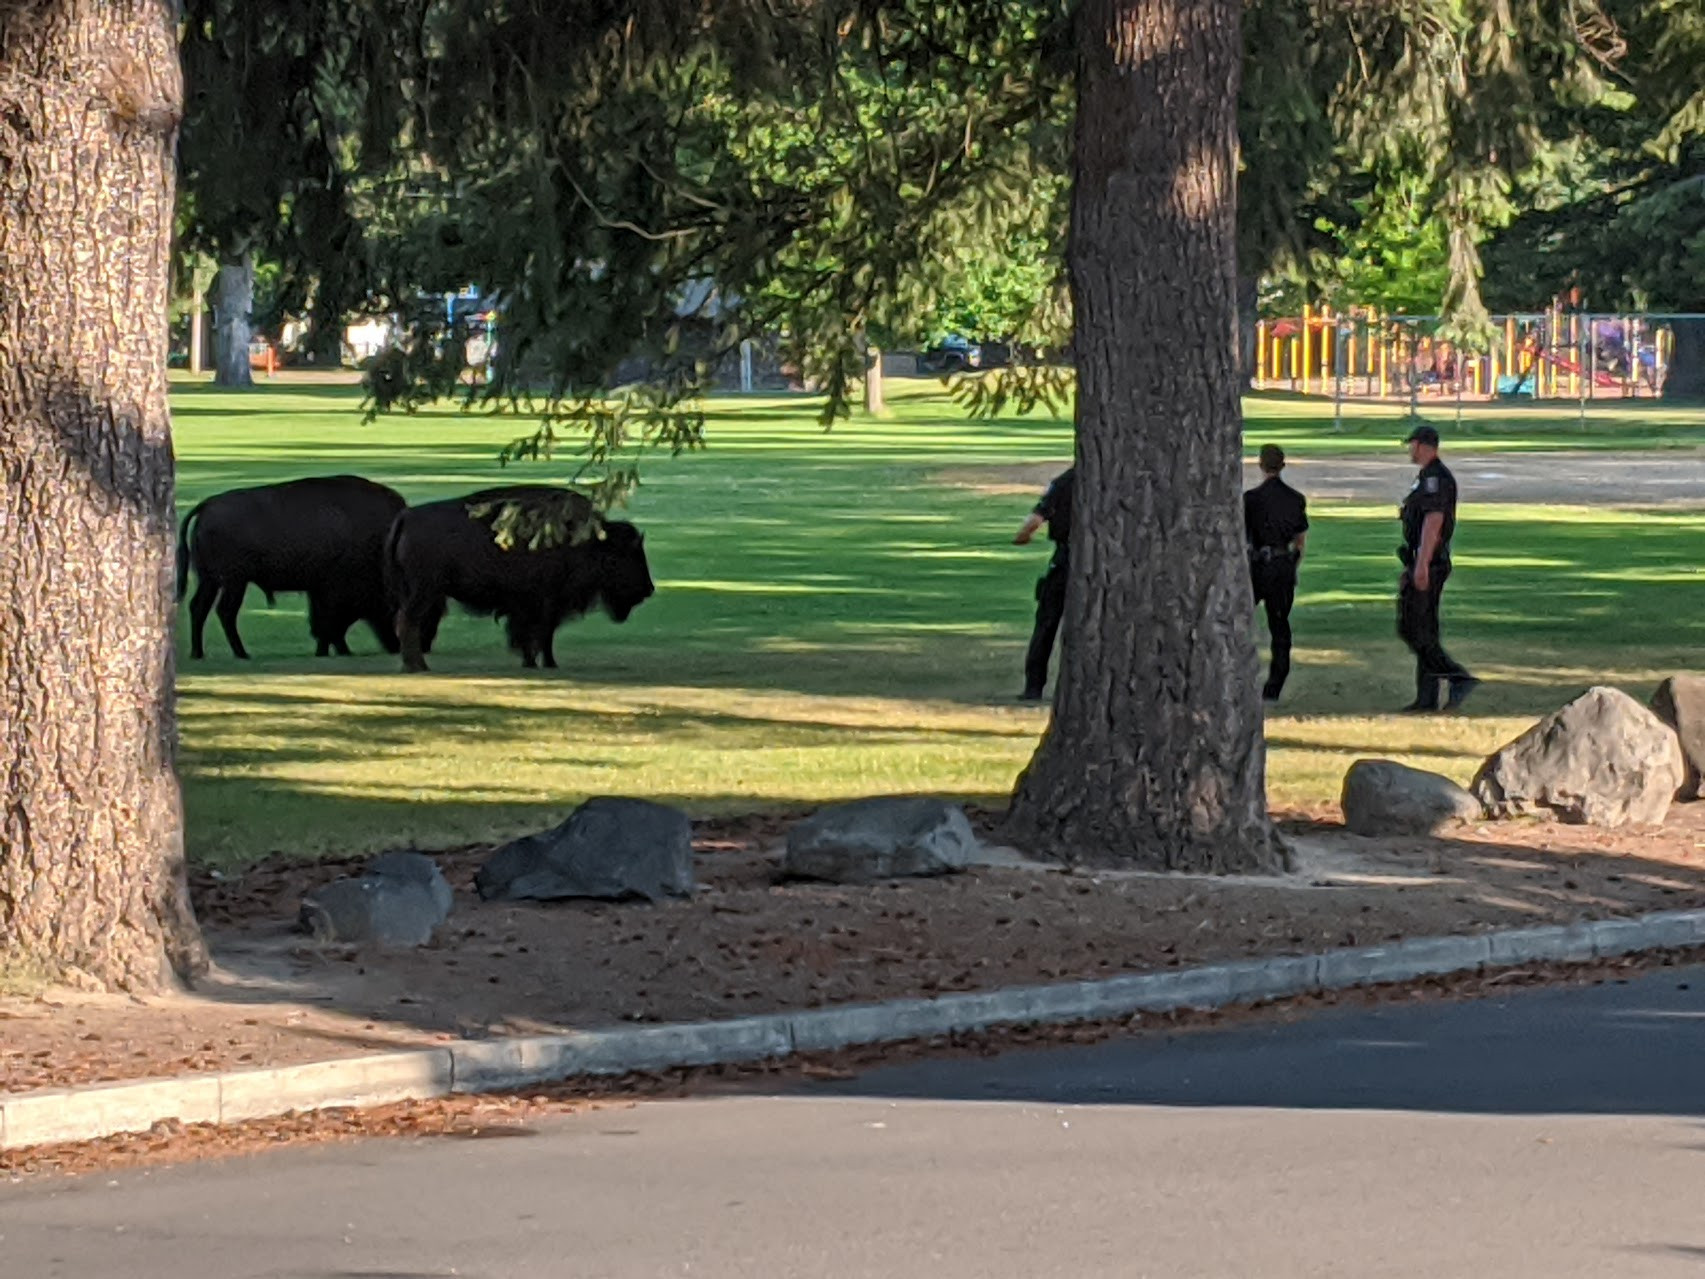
[1253,305,1691,402]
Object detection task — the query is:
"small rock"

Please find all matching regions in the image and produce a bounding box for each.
[1650,675,1705,800]
[300,877,447,948]
[1340,759,1484,835]
[1472,686,1686,827]
[784,796,977,883]
[476,797,695,902]
[365,851,454,917]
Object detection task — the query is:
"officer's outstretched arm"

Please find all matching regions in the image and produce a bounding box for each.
[1014,513,1045,546]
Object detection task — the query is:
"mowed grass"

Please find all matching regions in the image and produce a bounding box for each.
[171,378,1705,865]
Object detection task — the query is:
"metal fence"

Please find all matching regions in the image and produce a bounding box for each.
[1253,308,1702,403]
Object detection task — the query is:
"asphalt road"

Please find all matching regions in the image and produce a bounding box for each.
[1244,451,1705,508]
[8,968,1705,1278]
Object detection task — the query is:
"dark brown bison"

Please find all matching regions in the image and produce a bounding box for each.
[384,485,655,672]
[177,476,407,660]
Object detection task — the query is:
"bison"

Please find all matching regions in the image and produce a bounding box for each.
[384,484,655,672]
[177,475,408,660]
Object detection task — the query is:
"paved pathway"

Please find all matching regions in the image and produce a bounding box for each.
[1249,451,1705,507]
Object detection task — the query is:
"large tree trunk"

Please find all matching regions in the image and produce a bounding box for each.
[1004,0,1283,874]
[0,0,206,990]
[212,245,255,387]
[1662,318,1705,401]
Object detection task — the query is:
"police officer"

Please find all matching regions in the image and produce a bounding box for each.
[1013,466,1074,701]
[1398,424,1479,712]
[1243,444,1308,702]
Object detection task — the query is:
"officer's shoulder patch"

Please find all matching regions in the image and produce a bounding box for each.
[1423,476,1440,493]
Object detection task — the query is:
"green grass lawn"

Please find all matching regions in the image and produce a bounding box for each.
[172,378,1705,865]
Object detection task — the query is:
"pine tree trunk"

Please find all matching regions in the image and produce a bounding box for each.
[864,344,885,415]
[0,0,206,990]
[303,302,347,368]
[189,291,206,375]
[1663,318,1705,401]
[212,245,255,387]
[1004,0,1283,874]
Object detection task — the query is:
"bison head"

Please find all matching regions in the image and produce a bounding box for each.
[595,520,654,622]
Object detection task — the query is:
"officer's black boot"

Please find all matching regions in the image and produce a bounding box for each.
[1445,674,1482,711]
[1401,673,1441,714]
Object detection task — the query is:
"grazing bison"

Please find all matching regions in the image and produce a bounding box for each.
[385,485,655,672]
[177,476,407,660]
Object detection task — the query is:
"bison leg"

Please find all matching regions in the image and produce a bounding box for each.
[397,598,439,673]
[505,614,539,668]
[398,612,428,672]
[419,602,445,655]
[187,576,219,660]
[215,583,251,660]
[307,595,334,657]
[540,626,558,670]
[398,616,429,672]
[365,611,402,655]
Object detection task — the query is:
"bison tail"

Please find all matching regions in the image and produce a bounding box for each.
[381,513,408,610]
[175,500,206,601]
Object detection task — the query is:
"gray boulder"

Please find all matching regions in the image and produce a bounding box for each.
[476,798,695,902]
[1472,686,1686,827]
[1340,759,1483,835]
[1650,675,1705,801]
[365,850,454,917]
[784,796,977,883]
[300,876,447,948]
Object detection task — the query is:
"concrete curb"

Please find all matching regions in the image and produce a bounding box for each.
[7,908,1705,1151]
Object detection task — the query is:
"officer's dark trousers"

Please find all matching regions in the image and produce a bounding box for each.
[1251,557,1297,697]
[1024,558,1067,696]
[1398,567,1472,707]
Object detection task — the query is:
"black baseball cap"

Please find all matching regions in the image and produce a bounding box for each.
[1404,424,1440,446]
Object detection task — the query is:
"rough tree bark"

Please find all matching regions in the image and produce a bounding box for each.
[1663,318,1705,401]
[1004,0,1284,874]
[212,244,255,387]
[303,294,348,367]
[863,343,885,415]
[0,0,206,989]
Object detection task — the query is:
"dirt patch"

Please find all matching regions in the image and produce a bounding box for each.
[8,805,1705,1097]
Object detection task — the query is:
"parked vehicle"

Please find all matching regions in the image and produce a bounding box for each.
[918,335,983,374]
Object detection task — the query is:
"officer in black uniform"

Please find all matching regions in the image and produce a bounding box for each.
[1398,424,1479,712]
[1013,466,1074,701]
[1243,444,1309,702]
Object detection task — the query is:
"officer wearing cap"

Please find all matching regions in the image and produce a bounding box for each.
[1013,466,1074,701]
[1243,444,1308,702]
[1398,424,1479,712]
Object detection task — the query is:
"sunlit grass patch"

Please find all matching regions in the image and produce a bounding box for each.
[172,381,1705,865]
